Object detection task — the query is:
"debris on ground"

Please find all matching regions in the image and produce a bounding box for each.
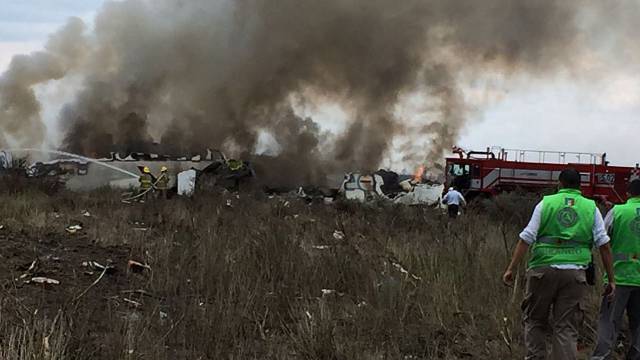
[339,169,444,205]
[82,261,116,274]
[128,260,151,273]
[321,289,335,296]
[81,210,91,217]
[333,230,345,240]
[389,259,422,281]
[29,277,60,285]
[15,258,39,281]
[65,224,83,234]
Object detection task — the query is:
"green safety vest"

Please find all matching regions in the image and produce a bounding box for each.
[528,188,595,269]
[606,197,640,286]
[139,173,153,189]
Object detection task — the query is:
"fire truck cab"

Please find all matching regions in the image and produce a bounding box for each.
[446,147,640,204]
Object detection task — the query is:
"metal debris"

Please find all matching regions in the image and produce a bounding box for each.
[82,261,116,274]
[128,260,151,273]
[65,224,83,234]
[321,289,335,296]
[29,277,60,285]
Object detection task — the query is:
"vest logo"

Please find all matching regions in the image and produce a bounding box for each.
[557,207,579,227]
[630,217,640,236]
[565,198,576,206]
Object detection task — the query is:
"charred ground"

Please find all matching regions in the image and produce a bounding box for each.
[0,182,612,359]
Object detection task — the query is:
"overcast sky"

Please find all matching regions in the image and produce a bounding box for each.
[1,0,639,167]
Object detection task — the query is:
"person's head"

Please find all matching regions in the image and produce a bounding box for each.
[143,166,151,174]
[449,187,454,192]
[559,168,581,189]
[628,179,640,197]
[161,166,168,172]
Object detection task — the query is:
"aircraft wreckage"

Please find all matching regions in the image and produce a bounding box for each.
[0,149,254,194]
[0,148,443,205]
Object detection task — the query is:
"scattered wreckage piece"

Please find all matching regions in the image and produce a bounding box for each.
[127,260,151,273]
[28,277,60,285]
[65,224,83,234]
[0,150,13,170]
[82,261,116,275]
[339,169,443,206]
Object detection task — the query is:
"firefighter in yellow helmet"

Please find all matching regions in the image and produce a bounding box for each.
[227,159,244,172]
[138,166,153,202]
[155,166,170,199]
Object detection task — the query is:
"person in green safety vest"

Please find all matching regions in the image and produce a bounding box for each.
[502,168,615,360]
[592,179,640,360]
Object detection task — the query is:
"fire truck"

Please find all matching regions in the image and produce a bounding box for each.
[445,147,640,204]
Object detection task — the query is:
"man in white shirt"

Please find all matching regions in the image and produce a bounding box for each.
[502,168,615,360]
[442,187,466,218]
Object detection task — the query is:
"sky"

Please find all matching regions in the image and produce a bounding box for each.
[1,0,639,167]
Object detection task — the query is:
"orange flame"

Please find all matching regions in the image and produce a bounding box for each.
[413,165,425,183]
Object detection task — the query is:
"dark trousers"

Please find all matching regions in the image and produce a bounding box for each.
[522,267,588,360]
[592,285,640,360]
[448,204,459,218]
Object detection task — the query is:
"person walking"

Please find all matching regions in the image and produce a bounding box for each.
[502,168,616,360]
[442,187,466,218]
[592,179,640,360]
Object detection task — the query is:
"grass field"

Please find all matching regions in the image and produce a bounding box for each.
[0,181,613,359]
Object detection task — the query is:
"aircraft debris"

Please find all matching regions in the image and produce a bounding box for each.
[339,169,443,205]
[332,230,345,241]
[82,261,116,274]
[29,277,60,285]
[65,224,83,234]
[128,260,151,273]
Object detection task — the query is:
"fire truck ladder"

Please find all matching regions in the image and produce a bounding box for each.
[493,147,605,165]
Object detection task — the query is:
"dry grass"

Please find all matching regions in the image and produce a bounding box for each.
[0,182,607,359]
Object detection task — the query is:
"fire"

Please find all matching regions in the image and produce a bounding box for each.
[413,165,425,183]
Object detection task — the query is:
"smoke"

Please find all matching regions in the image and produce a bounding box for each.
[0,18,87,147]
[0,0,632,183]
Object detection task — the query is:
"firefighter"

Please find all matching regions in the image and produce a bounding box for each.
[502,168,615,360]
[442,187,466,218]
[155,166,170,199]
[227,159,244,172]
[138,166,153,201]
[592,179,640,360]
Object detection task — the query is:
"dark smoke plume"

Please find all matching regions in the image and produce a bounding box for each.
[0,0,632,184]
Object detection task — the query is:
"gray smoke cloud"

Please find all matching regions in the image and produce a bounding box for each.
[0,0,633,184]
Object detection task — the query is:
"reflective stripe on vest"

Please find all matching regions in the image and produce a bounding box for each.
[537,236,585,247]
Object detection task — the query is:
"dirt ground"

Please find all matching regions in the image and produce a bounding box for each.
[0,183,629,359]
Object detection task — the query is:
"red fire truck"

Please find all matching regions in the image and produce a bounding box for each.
[445,147,640,204]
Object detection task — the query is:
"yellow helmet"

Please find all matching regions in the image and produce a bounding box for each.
[160,166,168,172]
[143,166,151,173]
